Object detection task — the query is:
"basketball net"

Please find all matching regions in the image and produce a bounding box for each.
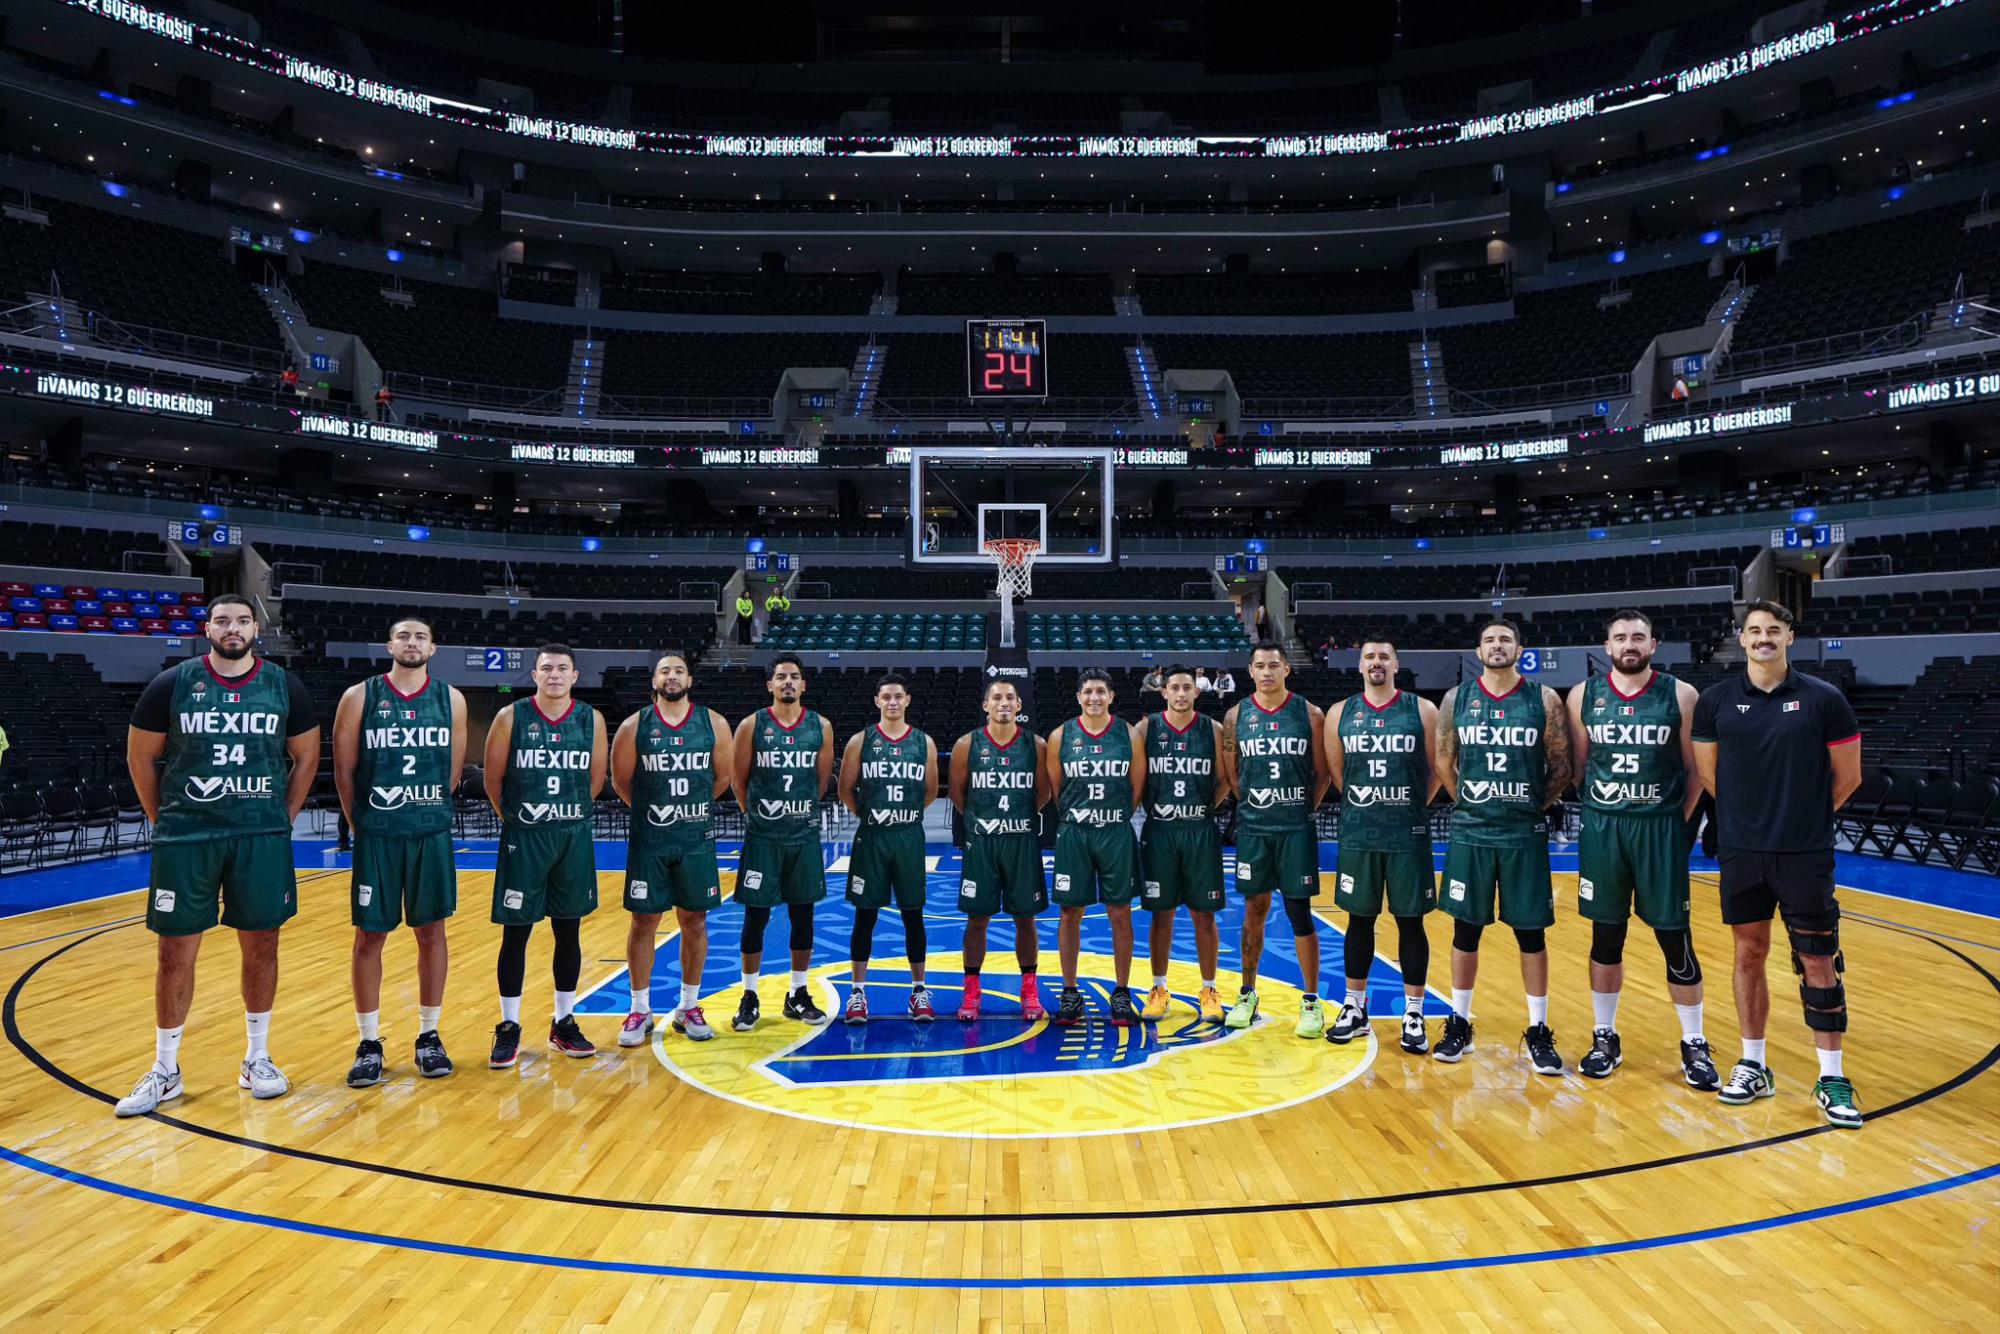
[984,537,1040,650]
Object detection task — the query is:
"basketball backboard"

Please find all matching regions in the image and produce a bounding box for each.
[906,445,1115,569]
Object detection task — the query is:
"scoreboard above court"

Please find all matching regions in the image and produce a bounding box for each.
[966,320,1049,401]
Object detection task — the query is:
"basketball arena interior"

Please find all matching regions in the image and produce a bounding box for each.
[0,0,1996,1325]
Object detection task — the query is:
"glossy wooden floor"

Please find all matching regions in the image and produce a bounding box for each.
[2,860,1994,1331]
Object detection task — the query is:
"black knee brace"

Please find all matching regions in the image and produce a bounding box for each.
[740,904,772,955]
[850,906,880,963]
[1452,920,1484,953]
[1790,926,1846,1032]
[549,916,582,992]
[1282,894,1316,936]
[1512,927,1546,955]
[1343,913,1379,981]
[788,902,815,952]
[1395,914,1430,987]
[899,906,928,963]
[1589,919,1628,967]
[1653,927,1702,986]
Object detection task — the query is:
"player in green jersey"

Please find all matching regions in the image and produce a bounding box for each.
[1219,642,1333,1039]
[729,654,835,1031]
[1044,668,1145,1026]
[610,650,733,1047]
[838,673,940,1025]
[116,595,321,1117]
[1324,638,1440,1055]
[482,644,609,1069]
[951,677,1052,1023]
[1566,610,1716,1089]
[1135,665,1227,1024]
[331,615,467,1087]
[1433,618,1573,1074]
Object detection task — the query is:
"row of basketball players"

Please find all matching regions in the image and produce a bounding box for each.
[110,595,1864,1129]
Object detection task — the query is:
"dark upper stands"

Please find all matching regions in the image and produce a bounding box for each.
[2,522,173,576]
[1296,606,1731,653]
[281,599,715,654]
[601,271,880,315]
[259,542,732,601]
[1433,265,1510,309]
[1441,263,1722,396]
[1857,655,2000,775]
[1730,204,2000,356]
[1147,331,1412,405]
[1031,568,1220,600]
[288,261,574,391]
[505,265,579,307]
[599,331,861,404]
[1136,269,1415,317]
[1286,547,1754,602]
[877,333,1132,404]
[897,272,1114,316]
[0,649,149,782]
[1842,525,2000,576]
[1804,586,1999,638]
[0,201,280,351]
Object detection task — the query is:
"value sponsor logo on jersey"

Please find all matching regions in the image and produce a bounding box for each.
[646,803,695,826]
[1590,779,1665,806]
[1343,784,1413,807]
[369,783,444,809]
[183,774,275,802]
[758,797,815,820]
[1242,785,1305,808]
[972,815,1032,836]
[1457,778,1535,804]
[516,801,586,823]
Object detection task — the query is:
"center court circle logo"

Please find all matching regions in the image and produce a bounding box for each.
[652,910,1374,1139]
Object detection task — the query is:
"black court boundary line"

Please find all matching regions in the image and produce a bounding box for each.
[6,916,1996,1226]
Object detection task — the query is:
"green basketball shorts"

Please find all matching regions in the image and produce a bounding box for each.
[624,841,723,915]
[1052,821,1140,908]
[1334,844,1436,918]
[148,832,297,936]
[1440,839,1554,930]
[352,829,457,932]
[846,825,928,912]
[491,821,598,925]
[1234,825,1321,900]
[959,834,1048,919]
[1577,809,1691,929]
[735,835,828,908]
[1140,820,1225,913]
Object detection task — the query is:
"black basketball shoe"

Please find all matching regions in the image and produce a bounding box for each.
[784,986,830,1026]
[732,989,761,1033]
[1108,987,1137,1028]
[414,1030,454,1078]
[1054,987,1088,1027]
[1433,1013,1474,1063]
[1579,1027,1623,1079]
[345,1038,386,1088]
[488,1020,522,1069]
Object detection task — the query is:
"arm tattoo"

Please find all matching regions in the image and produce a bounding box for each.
[1435,686,1460,771]
[1542,688,1571,800]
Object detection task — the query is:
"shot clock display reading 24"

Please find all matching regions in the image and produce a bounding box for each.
[965,319,1049,401]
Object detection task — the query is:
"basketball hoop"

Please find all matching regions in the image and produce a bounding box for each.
[984,537,1040,650]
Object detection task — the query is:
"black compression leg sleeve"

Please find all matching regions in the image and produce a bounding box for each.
[1452,920,1484,953]
[550,916,582,992]
[1343,913,1379,981]
[1282,894,1316,935]
[1512,927,1547,955]
[1396,915,1430,988]
[1653,927,1702,985]
[900,906,927,966]
[788,902,815,952]
[1589,919,1629,967]
[497,923,532,996]
[740,905,772,956]
[850,906,880,964]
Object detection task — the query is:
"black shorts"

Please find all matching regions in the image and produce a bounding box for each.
[1717,849,1839,932]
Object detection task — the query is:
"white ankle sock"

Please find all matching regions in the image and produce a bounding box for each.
[790,970,808,990]
[631,990,652,1016]
[1673,1002,1704,1041]
[680,983,700,1010]
[741,965,758,991]
[1590,990,1619,1031]
[1742,1037,1767,1066]
[1405,995,1424,1017]
[355,1010,380,1042]
[553,990,577,1021]
[1201,977,1216,991]
[1525,994,1549,1027]
[499,995,522,1025]
[1451,987,1474,1020]
[244,1011,270,1061]
[1152,974,1169,990]
[154,1025,184,1076]
[418,1005,441,1034]
[1816,1048,1844,1078]
[1345,988,1366,1010]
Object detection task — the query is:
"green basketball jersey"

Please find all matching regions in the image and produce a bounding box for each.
[353,674,454,837]
[745,707,825,842]
[1057,717,1134,828]
[1145,710,1217,823]
[1448,678,1547,847]
[630,700,716,852]
[1233,692,1316,833]
[155,656,294,844]
[963,725,1038,839]
[856,724,929,830]
[1336,690,1430,851]
[1580,671,1686,817]
[501,696,596,827]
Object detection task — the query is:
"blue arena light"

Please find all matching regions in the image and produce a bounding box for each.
[1793,508,1817,525]
[1588,528,1609,541]
[581,537,602,553]
[100,181,128,198]
[746,538,766,554]
[385,249,404,262]
[1694,149,1713,162]
[406,525,430,542]
[198,504,223,521]
[1896,90,1915,104]
[1712,144,1729,156]
[1700,229,1723,245]
[1554,182,1572,194]
[1886,185,1906,201]
[1876,95,1897,109]
[1608,249,1627,264]
[290,228,315,245]
[1412,538,1432,551]
[1245,539,1266,554]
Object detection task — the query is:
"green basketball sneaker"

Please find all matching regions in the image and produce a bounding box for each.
[1814,1075,1863,1129]
[1295,996,1326,1039]
[1225,990,1260,1030]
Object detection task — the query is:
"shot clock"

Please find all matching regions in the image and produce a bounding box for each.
[965,319,1049,401]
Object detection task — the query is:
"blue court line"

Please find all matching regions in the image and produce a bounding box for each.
[2,1143,1991,1288]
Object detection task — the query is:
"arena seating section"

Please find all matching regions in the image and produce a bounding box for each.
[1,523,174,576]
[1841,524,2000,575]
[1136,269,1416,317]
[505,265,579,307]
[1145,331,1413,405]
[1285,546,1754,601]
[601,271,880,315]
[0,200,281,351]
[598,331,862,403]
[259,543,732,600]
[1805,586,2000,638]
[0,581,205,636]
[897,272,1114,316]
[1295,606,1731,653]
[282,600,716,656]
[288,261,575,391]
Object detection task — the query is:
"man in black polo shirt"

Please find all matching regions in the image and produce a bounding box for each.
[1692,601,1863,1128]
